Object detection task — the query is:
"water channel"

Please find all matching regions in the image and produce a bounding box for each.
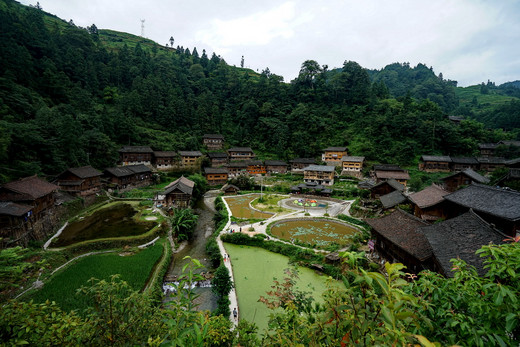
[162,191,220,311]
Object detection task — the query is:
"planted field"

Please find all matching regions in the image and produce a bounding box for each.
[51,202,156,247]
[224,194,273,219]
[26,240,164,313]
[270,219,357,248]
[224,243,338,333]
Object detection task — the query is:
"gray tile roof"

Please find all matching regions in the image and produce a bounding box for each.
[380,190,408,209]
[324,146,347,151]
[203,134,224,139]
[371,178,405,192]
[0,201,33,217]
[153,151,178,158]
[204,167,229,174]
[118,146,153,153]
[163,176,194,195]
[1,175,58,200]
[419,210,506,277]
[444,183,520,221]
[451,157,479,165]
[409,184,449,209]
[421,155,452,162]
[441,168,489,184]
[342,156,365,162]
[304,165,335,172]
[179,151,203,157]
[290,158,316,164]
[207,152,228,158]
[67,166,102,178]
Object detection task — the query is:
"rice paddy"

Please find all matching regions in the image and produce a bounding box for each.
[224,194,273,219]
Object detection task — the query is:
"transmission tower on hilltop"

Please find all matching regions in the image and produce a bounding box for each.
[140,19,145,37]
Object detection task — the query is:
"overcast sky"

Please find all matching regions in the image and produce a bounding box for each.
[19,0,520,86]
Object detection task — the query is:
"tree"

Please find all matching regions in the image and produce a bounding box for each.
[169,36,174,47]
[240,55,244,68]
[169,208,198,241]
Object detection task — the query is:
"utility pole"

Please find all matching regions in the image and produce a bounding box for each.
[140,19,145,37]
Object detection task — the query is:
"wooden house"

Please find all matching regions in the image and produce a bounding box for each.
[341,156,365,177]
[373,164,410,186]
[365,209,431,274]
[290,182,332,197]
[409,184,449,222]
[290,158,316,172]
[443,183,520,237]
[322,147,348,166]
[221,183,240,195]
[118,146,154,166]
[207,152,228,167]
[450,157,479,171]
[203,134,224,150]
[479,143,497,158]
[226,161,248,177]
[0,175,58,220]
[0,201,34,247]
[441,168,489,192]
[246,160,267,176]
[227,147,255,161]
[303,165,335,186]
[179,151,203,169]
[204,167,229,186]
[153,151,180,171]
[265,160,288,174]
[156,176,194,209]
[370,179,404,199]
[56,166,102,197]
[506,158,520,169]
[420,210,506,277]
[419,155,452,172]
[448,115,464,123]
[104,164,152,191]
[477,157,506,172]
[380,190,408,210]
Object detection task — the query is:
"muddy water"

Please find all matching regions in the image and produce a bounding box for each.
[163,193,219,311]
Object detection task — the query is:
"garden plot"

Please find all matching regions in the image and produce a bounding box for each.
[224,194,273,219]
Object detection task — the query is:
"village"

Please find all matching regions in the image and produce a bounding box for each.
[1,132,519,281]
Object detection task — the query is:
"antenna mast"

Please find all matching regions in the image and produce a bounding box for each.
[140,19,145,37]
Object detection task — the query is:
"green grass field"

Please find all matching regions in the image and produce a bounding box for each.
[26,240,165,313]
[224,243,339,333]
[455,85,518,114]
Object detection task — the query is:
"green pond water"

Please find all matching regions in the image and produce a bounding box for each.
[270,219,357,248]
[224,243,339,333]
[224,194,273,219]
[52,202,156,247]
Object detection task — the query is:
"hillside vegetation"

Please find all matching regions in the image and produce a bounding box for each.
[1,0,519,184]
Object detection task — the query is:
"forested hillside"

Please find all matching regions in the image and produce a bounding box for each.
[1,0,518,183]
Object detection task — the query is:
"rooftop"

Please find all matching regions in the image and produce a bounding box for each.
[375,171,410,181]
[0,201,33,217]
[207,152,228,158]
[1,175,58,200]
[203,134,224,139]
[380,190,408,209]
[118,146,153,153]
[373,164,405,171]
[153,151,178,158]
[228,147,254,152]
[324,146,347,152]
[264,160,288,166]
[444,183,520,221]
[365,209,431,261]
[371,178,405,192]
[342,156,365,162]
[421,155,452,162]
[164,176,195,196]
[442,168,489,184]
[290,158,316,164]
[451,157,479,165]
[419,210,506,277]
[409,184,450,209]
[204,167,229,174]
[64,166,103,179]
[179,151,203,157]
[304,165,336,173]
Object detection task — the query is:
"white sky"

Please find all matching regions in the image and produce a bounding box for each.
[19,0,520,86]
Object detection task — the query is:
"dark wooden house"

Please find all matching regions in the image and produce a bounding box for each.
[479,143,497,158]
[207,152,228,167]
[104,165,152,191]
[56,166,102,197]
[303,165,335,186]
[409,184,449,222]
[204,167,229,186]
[419,155,452,172]
[246,160,267,176]
[156,176,194,209]
[290,158,316,172]
[506,158,520,169]
[370,179,404,199]
[265,160,288,174]
[441,168,489,192]
[365,209,431,274]
[477,157,506,172]
[380,190,408,210]
[420,210,506,277]
[226,161,248,177]
[450,157,479,171]
[118,146,154,166]
[203,134,225,150]
[443,183,520,237]
[227,147,255,161]
[222,183,240,195]
[179,151,203,169]
[373,164,410,186]
[322,147,348,166]
[0,201,34,247]
[153,151,180,171]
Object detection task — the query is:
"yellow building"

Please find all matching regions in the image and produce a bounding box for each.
[341,156,365,177]
[303,165,335,186]
[322,147,348,166]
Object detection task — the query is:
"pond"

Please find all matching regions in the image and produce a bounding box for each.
[224,243,339,334]
[270,219,358,248]
[224,194,274,219]
[51,202,156,247]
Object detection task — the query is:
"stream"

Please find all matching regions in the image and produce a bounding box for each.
[162,190,220,311]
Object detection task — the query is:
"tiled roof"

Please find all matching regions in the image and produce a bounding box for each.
[441,168,489,184]
[105,167,134,177]
[246,160,264,166]
[373,164,404,171]
[498,140,520,147]
[506,158,520,166]
[444,183,520,221]
[477,157,506,164]
[1,175,58,200]
[204,167,229,174]
[365,209,431,261]
[421,155,452,162]
[207,152,228,158]
[304,165,335,172]
[203,134,224,139]
[371,178,405,192]
[409,184,449,209]
[66,166,102,178]
[164,176,194,195]
[179,151,203,157]
[153,151,178,158]
[478,143,497,150]
[324,146,347,151]
[0,201,32,217]
[226,162,248,168]
[342,156,365,162]
[264,160,288,166]
[228,147,253,152]
[380,191,407,209]
[375,171,410,180]
[222,183,239,192]
[419,210,506,277]
[290,158,316,164]
[127,164,152,174]
[118,146,153,153]
[451,157,479,165]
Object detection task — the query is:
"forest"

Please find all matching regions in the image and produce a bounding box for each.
[1,0,519,183]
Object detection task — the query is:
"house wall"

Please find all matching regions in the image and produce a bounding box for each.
[120,153,152,165]
[303,170,334,185]
[420,161,451,172]
[206,173,228,186]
